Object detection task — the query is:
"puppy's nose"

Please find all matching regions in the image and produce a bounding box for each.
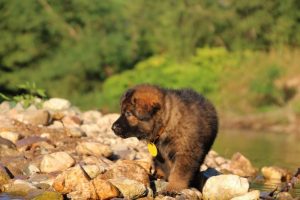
[112,123,121,133]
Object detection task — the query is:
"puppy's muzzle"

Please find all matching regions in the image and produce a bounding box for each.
[111,122,122,135]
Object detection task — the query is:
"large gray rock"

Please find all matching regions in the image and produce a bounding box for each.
[40,151,75,173]
[203,175,249,200]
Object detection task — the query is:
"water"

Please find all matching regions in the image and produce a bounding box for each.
[213,130,300,197]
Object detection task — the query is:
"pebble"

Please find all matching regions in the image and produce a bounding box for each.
[23,109,51,126]
[76,141,113,158]
[40,151,75,173]
[81,110,102,124]
[261,166,289,181]
[202,174,249,200]
[0,131,20,144]
[109,178,147,199]
[229,152,257,177]
[82,164,101,179]
[43,98,71,111]
[81,124,101,137]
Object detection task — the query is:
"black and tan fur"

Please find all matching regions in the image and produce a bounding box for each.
[112,84,218,192]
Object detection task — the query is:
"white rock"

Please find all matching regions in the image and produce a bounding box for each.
[76,142,113,158]
[230,190,260,200]
[203,175,249,200]
[43,98,71,111]
[81,124,101,137]
[82,164,101,179]
[109,178,147,199]
[0,131,20,143]
[81,110,102,124]
[40,151,75,173]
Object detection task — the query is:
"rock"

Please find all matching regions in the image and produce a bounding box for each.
[2,156,28,177]
[229,152,256,177]
[24,163,40,176]
[82,164,101,179]
[92,175,120,199]
[0,164,10,186]
[82,156,113,172]
[40,151,75,173]
[261,166,289,181]
[76,142,113,158]
[29,173,56,187]
[48,121,64,129]
[3,179,37,196]
[23,110,51,126]
[0,136,16,149]
[0,131,20,144]
[62,115,82,127]
[230,190,260,200]
[16,136,50,151]
[53,165,90,194]
[176,188,202,200]
[99,160,150,186]
[66,127,86,137]
[276,192,294,200]
[31,191,63,200]
[43,98,71,111]
[81,110,102,124]
[202,174,249,200]
[81,124,101,137]
[109,178,147,199]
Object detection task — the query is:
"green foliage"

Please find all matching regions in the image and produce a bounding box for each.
[99,47,244,111]
[250,65,284,107]
[0,0,299,110]
[0,82,47,108]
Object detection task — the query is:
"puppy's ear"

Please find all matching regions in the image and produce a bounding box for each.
[121,89,135,105]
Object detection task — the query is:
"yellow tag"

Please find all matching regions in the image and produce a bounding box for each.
[147,143,157,157]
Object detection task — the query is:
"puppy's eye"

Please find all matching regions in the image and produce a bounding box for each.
[124,111,132,117]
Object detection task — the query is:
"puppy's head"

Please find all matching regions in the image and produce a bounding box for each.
[112,85,164,141]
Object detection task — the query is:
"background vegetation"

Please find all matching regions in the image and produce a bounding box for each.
[0,0,299,115]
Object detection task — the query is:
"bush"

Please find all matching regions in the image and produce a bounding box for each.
[99,47,243,111]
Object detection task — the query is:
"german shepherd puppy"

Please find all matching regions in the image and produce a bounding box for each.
[112,84,218,193]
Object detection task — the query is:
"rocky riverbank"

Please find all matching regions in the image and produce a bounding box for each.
[0,98,299,200]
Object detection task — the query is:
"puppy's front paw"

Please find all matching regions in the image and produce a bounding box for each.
[157,184,183,197]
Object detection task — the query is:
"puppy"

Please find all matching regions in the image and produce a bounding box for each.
[112,84,218,193]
